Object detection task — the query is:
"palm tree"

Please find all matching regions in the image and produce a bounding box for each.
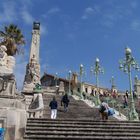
[0,24,25,56]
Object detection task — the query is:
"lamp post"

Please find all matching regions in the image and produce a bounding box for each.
[119,47,139,121]
[68,70,72,96]
[91,58,104,105]
[79,64,84,99]
[110,76,116,89]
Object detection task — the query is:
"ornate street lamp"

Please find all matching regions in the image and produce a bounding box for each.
[68,70,72,96]
[91,58,104,105]
[119,47,140,121]
[79,64,84,99]
[110,76,116,89]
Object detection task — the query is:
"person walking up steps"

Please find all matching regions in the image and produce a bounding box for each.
[49,96,58,119]
[99,100,109,120]
[61,93,70,112]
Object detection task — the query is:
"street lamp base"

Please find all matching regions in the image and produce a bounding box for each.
[129,109,139,121]
[96,95,101,106]
[68,92,71,96]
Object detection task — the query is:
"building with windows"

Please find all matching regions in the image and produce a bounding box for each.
[41,72,112,96]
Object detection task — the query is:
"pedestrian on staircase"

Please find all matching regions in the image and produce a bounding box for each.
[49,96,58,119]
[61,93,70,112]
[99,100,109,120]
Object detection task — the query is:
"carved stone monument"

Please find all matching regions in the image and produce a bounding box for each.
[23,22,41,93]
[22,22,44,119]
[0,45,26,140]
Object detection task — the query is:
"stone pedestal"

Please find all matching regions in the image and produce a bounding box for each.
[0,98,26,140]
[23,92,44,119]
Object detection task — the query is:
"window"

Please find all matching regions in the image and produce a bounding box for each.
[85,88,88,93]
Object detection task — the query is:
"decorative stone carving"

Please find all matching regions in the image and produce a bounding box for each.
[28,93,44,118]
[0,45,7,66]
[0,45,16,96]
[0,45,15,74]
[30,55,40,83]
[23,55,40,92]
[0,74,16,96]
[23,22,41,93]
[26,54,40,84]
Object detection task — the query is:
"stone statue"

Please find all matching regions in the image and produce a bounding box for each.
[28,93,44,118]
[29,55,40,83]
[0,45,7,66]
[28,54,40,84]
[0,45,15,74]
[0,45,17,96]
[23,54,41,93]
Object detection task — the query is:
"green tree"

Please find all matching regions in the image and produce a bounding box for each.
[0,24,25,56]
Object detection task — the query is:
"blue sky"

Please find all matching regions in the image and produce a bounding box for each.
[1,0,140,91]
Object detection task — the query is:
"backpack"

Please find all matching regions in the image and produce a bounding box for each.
[99,105,106,113]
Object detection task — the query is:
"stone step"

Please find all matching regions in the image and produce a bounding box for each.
[27,119,140,125]
[24,134,140,140]
[26,127,140,133]
[27,118,138,123]
[27,122,140,127]
[25,130,140,136]
[26,123,140,129]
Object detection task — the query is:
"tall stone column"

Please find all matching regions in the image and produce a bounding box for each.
[23,22,41,93]
[29,22,40,63]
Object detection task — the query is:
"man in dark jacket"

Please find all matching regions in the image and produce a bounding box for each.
[61,93,70,112]
[49,96,58,119]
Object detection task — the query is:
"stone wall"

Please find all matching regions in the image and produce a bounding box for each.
[0,98,26,140]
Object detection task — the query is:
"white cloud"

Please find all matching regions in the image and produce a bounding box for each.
[131,20,140,31]
[82,7,94,20]
[130,1,138,9]
[81,6,100,20]
[0,1,18,23]
[21,10,34,25]
[85,7,94,13]
[47,7,60,14]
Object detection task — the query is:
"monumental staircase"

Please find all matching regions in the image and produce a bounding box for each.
[24,93,140,139]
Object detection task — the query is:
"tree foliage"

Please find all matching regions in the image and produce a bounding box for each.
[0,24,25,56]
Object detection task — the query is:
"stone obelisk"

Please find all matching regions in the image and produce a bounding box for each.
[23,22,41,93]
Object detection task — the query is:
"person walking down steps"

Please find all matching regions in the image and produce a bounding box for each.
[49,96,58,119]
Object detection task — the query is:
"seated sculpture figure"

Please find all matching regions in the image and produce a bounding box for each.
[0,45,15,74]
[28,54,40,84]
[0,45,7,66]
[23,54,40,92]
[0,45,16,96]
